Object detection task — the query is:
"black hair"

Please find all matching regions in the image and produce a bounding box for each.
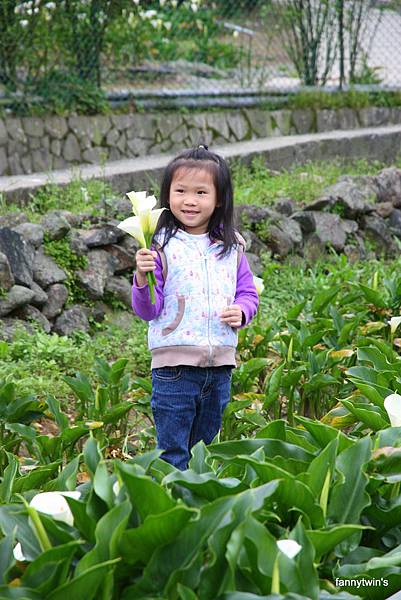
[151,145,238,259]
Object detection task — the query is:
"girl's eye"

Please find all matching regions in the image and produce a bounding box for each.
[197,190,206,194]
[175,189,184,193]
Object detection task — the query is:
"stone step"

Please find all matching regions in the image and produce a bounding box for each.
[2,124,401,204]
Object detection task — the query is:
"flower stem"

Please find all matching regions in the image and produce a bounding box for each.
[271,556,280,594]
[147,272,155,304]
[27,506,52,552]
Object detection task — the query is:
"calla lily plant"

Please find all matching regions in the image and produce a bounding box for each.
[271,539,302,593]
[117,190,167,304]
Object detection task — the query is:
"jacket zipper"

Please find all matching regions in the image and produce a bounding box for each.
[204,251,212,366]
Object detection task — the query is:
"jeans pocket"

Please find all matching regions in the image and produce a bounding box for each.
[153,366,183,381]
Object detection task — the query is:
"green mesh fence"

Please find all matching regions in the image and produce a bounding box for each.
[0,0,399,114]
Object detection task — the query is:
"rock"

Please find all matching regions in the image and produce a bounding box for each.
[53,306,90,336]
[318,180,371,218]
[41,211,71,241]
[0,228,35,287]
[234,204,282,230]
[291,211,316,234]
[41,283,69,319]
[374,201,394,219]
[33,251,67,288]
[63,133,81,162]
[0,213,27,228]
[0,252,15,291]
[305,197,334,212]
[361,215,398,256]
[78,225,125,248]
[277,218,303,247]
[105,276,132,307]
[388,209,401,237]
[13,304,51,333]
[375,167,401,205]
[76,250,117,299]
[67,230,88,256]
[244,252,264,276]
[30,281,48,307]
[265,225,294,257]
[0,317,33,341]
[304,212,347,252]
[103,245,136,274]
[341,219,359,235]
[12,222,45,248]
[274,198,296,216]
[240,229,268,256]
[0,285,36,317]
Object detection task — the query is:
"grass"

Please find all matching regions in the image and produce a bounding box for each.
[232,156,397,207]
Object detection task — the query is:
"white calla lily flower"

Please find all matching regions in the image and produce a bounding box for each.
[13,543,26,562]
[384,393,401,427]
[276,539,302,559]
[126,190,157,215]
[253,276,265,296]
[113,480,121,496]
[388,317,401,336]
[29,491,81,527]
[117,216,146,247]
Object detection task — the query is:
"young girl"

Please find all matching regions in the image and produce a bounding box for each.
[132,145,259,470]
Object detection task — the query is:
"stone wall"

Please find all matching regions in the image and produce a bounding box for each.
[1,106,401,176]
[1,166,401,340]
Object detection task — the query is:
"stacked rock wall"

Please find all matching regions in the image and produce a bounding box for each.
[1,107,401,176]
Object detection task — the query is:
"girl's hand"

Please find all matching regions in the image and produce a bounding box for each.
[220,304,243,328]
[135,249,157,275]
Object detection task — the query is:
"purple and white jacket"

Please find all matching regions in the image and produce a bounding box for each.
[132,227,259,369]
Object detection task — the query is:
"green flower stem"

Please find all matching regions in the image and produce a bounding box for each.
[27,506,52,552]
[271,556,280,594]
[147,272,156,304]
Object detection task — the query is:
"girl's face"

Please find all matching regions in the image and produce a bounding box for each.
[169,167,219,235]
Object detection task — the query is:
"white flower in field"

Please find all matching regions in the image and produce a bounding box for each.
[144,9,157,18]
[233,30,239,38]
[171,0,177,7]
[45,1,56,8]
[384,393,401,427]
[13,543,26,562]
[159,0,166,6]
[20,19,29,27]
[388,316,401,336]
[253,275,265,296]
[277,539,302,559]
[164,21,172,30]
[29,491,81,527]
[191,2,198,11]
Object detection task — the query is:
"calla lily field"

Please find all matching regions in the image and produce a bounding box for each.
[0,212,401,598]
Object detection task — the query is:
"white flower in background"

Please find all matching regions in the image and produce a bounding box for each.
[388,316,401,336]
[13,543,26,562]
[191,2,198,11]
[144,9,157,18]
[277,539,302,559]
[29,491,81,527]
[384,393,401,427]
[20,19,29,27]
[233,30,239,38]
[164,21,172,30]
[45,2,56,8]
[159,0,166,6]
[171,0,177,7]
[253,275,265,296]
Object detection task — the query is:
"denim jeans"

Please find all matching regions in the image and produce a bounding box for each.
[150,365,233,470]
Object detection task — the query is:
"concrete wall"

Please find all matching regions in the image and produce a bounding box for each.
[1,106,401,176]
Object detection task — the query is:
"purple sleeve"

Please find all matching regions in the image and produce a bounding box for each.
[131,245,164,320]
[234,252,259,328]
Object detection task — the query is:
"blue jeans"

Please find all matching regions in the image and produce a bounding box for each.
[150,365,233,470]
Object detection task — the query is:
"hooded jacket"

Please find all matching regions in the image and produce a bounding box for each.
[132,227,259,368]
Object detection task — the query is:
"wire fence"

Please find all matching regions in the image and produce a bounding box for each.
[1,0,401,114]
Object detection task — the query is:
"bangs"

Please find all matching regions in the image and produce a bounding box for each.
[169,159,220,183]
